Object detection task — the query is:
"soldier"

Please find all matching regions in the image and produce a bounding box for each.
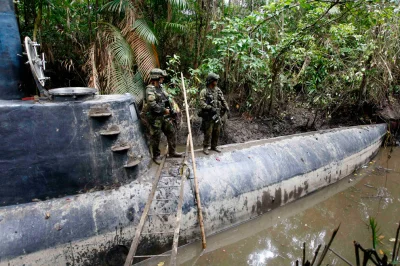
[145,68,182,164]
[160,70,168,86]
[199,73,229,155]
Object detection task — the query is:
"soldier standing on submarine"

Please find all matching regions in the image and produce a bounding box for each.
[199,73,229,155]
[145,68,182,164]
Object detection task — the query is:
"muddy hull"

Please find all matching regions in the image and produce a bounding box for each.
[0,124,386,265]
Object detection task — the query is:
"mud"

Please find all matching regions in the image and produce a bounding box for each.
[176,103,378,147]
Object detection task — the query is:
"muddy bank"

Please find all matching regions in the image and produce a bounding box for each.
[177,103,379,147]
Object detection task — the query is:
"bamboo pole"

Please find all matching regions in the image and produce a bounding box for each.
[170,135,190,266]
[181,72,207,249]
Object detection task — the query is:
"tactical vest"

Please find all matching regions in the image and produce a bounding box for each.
[145,86,169,108]
[155,87,168,107]
[205,88,222,113]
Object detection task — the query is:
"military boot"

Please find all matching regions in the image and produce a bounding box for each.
[153,156,162,165]
[169,152,183,158]
[203,147,210,155]
[211,146,222,153]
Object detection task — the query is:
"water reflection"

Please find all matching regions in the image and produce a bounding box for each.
[139,147,400,266]
[247,239,277,266]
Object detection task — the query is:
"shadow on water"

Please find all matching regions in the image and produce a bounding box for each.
[137,146,400,266]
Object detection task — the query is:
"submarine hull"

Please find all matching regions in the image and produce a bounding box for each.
[0,124,386,265]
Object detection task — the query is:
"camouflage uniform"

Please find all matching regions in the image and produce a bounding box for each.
[145,69,179,159]
[199,79,229,151]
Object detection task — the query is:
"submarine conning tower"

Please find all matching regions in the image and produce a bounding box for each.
[0,0,151,207]
[0,0,23,99]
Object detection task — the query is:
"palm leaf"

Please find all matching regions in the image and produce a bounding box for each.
[111,61,136,95]
[163,22,186,32]
[100,22,135,68]
[132,19,158,44]
[168,0,187,9]
[87,0,160,100]
[115,71,146,104]
[100,0,133,14]
[125,30,158,82]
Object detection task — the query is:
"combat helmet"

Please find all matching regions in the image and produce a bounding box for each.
[206,72,220,85]
[149,68,164,80]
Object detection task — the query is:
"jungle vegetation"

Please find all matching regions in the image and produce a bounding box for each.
[16,0,400,119]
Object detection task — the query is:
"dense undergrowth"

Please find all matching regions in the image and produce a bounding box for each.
[17,0,400,121]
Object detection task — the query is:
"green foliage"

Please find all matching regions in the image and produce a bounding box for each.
[101,0,134,13]
[133,19,158,44]
[164,54,202,108]
[370,217,380,250]
[17,0,400,115]
[199,0,400,116]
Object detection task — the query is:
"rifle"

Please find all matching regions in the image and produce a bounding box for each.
[163,99,179,126]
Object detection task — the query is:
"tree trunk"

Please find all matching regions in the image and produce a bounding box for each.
[33,0,42,42]
[88,0,92,43]
[95,0,99,24]
[167,2,172,22]
[194,13,203,68]
[358,54,373,106]
[268,59,282,115]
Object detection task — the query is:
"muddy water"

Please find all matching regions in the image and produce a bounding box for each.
[141,147,400,266]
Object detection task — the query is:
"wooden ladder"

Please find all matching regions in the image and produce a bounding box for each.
[124,139,190,266]
[125,74,206,265]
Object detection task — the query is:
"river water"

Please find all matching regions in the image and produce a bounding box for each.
[141,146,400,266]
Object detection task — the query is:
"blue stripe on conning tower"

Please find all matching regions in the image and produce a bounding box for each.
[0,0,23,100]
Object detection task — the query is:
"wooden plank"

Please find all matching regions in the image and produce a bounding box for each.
[124,155,167,266]
[133,254,170,258]
[170,135,190,266]
[180,73,207,249]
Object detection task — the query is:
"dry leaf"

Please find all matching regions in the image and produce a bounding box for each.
[379,235,385,240]
[157,262,164,266]
[45,212,50,219]
[379,249,384,255]
[389,238,396,242]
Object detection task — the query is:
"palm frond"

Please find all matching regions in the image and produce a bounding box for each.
[111,61,136,95]
[132,19,158,44]
[163,22,186,32]
[100,22,135,68]
[87,2,159,100]
[168,0,187,9]
[100,0,133,14]
[114,71,146,104]
[125,30,157,82]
